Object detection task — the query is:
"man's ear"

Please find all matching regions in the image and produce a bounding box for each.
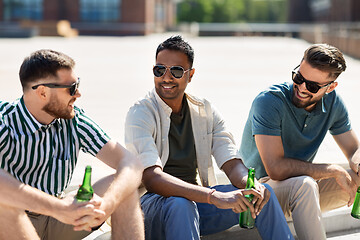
[34,85,48,100]
[326,81,338,94]
[188,68,195,83]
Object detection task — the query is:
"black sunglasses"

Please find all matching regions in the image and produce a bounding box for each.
[153,65,191,79]
[292,65,333,94]
[32,78,80,96]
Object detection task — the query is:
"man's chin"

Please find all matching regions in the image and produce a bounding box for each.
[292,96,307,109]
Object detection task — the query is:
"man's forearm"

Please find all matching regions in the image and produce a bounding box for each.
[143,167,213,203]
[221,159,249,189]
[266,157,344,181]
[0,169,61,215]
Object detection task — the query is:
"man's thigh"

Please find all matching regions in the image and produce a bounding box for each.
[317,176,349,212]
[141,193,199,239]
[261,176,319,218]
[27,211,91,240]
[197,185,239,236]
[263,174,350,214]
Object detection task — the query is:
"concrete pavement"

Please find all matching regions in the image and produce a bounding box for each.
[1,34,360,239]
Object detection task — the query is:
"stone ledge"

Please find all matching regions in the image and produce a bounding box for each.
[90,203,360,240]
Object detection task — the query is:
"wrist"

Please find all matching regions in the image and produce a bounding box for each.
[329,164,346,178]
[207,189,216,204]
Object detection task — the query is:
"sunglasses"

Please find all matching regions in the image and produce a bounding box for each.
[32,78,80,96]
[292,65,333,93]
[153,65,191,79]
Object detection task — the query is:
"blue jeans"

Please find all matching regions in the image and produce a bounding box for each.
[141,184,294,240]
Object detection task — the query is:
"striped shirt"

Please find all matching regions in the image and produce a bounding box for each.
[0,97,110,196]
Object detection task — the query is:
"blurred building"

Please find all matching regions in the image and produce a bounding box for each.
[288,0,360,22]
[0,0,176,36]
[288,0,360,59]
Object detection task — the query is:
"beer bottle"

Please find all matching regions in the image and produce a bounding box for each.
[351,186,360,219]
[239,167,256,229]
[76,165,94,202]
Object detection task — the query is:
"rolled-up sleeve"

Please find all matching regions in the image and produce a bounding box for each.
[125,104,163,169]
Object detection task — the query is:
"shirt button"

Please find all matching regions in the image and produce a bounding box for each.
[304,124,307,128]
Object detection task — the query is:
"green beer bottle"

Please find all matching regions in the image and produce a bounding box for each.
[351,186,360,219]
[239,167,256,229]
[76,165,94,202]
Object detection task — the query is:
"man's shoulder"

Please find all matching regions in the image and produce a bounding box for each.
[126,91,161,122]
[0,99,19,121]
[130,92,158,111]
[186,93,209,106]
[254,82,290,104]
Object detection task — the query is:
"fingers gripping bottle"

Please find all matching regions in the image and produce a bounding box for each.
[76,165,94,202]
[239,167,256,229]
[351,186,360,219]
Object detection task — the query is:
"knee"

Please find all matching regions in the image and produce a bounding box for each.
[290,176,319,203]
[298,176,318,193]
[164,197,198,220]
[0,203,22,215]
[262,183,277,204]
[0,204,26,223]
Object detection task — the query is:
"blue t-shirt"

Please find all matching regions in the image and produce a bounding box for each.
[239,82,351,179]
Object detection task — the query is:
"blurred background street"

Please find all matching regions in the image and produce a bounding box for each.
[0,34,360,239]
[1,0,360,238]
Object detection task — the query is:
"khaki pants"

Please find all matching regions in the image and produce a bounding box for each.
[26,211,92,240]
[261,175,350,240]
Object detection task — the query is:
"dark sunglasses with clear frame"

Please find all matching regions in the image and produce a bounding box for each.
[153,65,191,79]
[32,78,80,96]
[292,65,333,94]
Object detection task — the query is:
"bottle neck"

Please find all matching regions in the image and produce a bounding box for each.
[82,167,92,188]
[246,169,255,189]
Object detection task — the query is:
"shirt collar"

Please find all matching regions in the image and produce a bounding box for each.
[152,89,205,116]
[17,97,61,134]
[152,89,172,116]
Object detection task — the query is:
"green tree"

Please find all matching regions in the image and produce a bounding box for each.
[177,0,287,23]
[247,0,287,23]
[177,0,214,23]
[211,0,246,23]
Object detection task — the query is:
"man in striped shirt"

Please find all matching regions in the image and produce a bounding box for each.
[0,49,144,239]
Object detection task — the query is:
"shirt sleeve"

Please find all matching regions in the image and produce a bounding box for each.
[125,104,163,169]
[329,95,351,135]
[76,108,110,157]
[251,92,283,136]
[209,102,242,169]
[0,116,10,162]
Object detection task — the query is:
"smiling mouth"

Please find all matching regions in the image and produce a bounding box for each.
[162,85,176,89]
[295,86,310,99]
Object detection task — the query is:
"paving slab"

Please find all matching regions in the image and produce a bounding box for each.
[1,34,360,239]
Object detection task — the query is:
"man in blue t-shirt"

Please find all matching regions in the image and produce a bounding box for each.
[240,44,360,240]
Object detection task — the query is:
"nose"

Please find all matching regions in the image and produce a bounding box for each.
[162,67,174,82]
[297,81,308,92]
[74,89,81,98]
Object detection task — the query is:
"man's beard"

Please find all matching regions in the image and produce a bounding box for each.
[42,95,74,119]
[291,85,323,110]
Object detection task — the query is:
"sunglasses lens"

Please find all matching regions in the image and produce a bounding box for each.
[293,73,319,93]
[69,81,79,96]
[305,82,319,93]
[69,85,75,96]
[170,66,184,78]
[153,65,166,77]
[292,73,303,85]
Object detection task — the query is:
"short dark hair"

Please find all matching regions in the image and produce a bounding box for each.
[156,35,194,68]
[19,49,75,90]
[303,44,346,79]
